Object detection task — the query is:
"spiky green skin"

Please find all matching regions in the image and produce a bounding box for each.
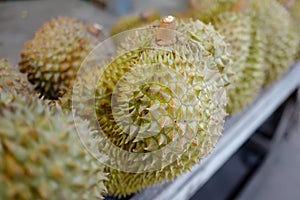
[60,19,231,197]
[19,17,98,100]
[86,19,231,197]
[193,0,237,23]
[277,0,300,59]
[212,12,265,114]
[0,99,107,200]
[251,0,299,87]
[292,0,300,58]
[174,0,236,23]
[0,62,107,200]
[233,20,265,112]
[293,0,300,59]
[0,59,33,99]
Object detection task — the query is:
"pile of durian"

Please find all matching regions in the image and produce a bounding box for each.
[1,0,299,199]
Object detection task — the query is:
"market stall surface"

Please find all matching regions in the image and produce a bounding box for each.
[237,108,300,200]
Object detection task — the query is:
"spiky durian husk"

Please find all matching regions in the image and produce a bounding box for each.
[278,0,300,59]
[0,99,107,200]
[250,0,299,87]
[0,59,33,98]
[61,18,231,197]
[73,18,231,197]
[293,0,300,59]
[19,17,99,100]
[193,0,237,22]
[228,18,265,113]
[212,12,265,114]
[174,0,237,22]
[0,64,107,200]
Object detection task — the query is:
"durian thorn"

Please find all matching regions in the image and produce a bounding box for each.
[283,0,296,11]
[230,0,249,13]
[155,15,177,46]
[87,23,104,38]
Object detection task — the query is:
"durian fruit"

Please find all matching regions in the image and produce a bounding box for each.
[194,0,237,22]
[231,23,265,112]
[278,0,300,59]
[0,98,107,200]
[19,17,102,100]
[250,0,299,87]
[208,0,265,114]
[0,62,107,199]
[65,16,231,197]
[174,0,237,22]
[0,59,34,98]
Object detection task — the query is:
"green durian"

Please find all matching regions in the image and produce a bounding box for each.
[209,1,265,114]
[291,0,300,59]
[195,0,237,22]
[19,17,102,100]
[278,0,300,59]
[64,16,231,197]
[250,0,299,87]
[0,59,33,98]
[231,21,265,112]
[0,63,107,199]
[174,0,237,22]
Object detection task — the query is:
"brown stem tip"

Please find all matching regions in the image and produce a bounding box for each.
[231,0,250,13]
[155,15,177,46]
[140,9,156,22]
[284,0,296,11]
[87,23,105,38]
[189,0,198,11]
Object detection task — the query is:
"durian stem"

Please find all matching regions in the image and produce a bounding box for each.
[188,0,198,11]
[231,0,250,13]
[283,0,296,11]
[140,9,156,22]
[155,16,177,46]
[86,23,104,38]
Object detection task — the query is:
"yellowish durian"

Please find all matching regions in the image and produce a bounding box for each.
[19,17,103,99]
[209,0,266,114]
[0,60,107,200]
[63,16,231,197]
[250,0,299,87]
